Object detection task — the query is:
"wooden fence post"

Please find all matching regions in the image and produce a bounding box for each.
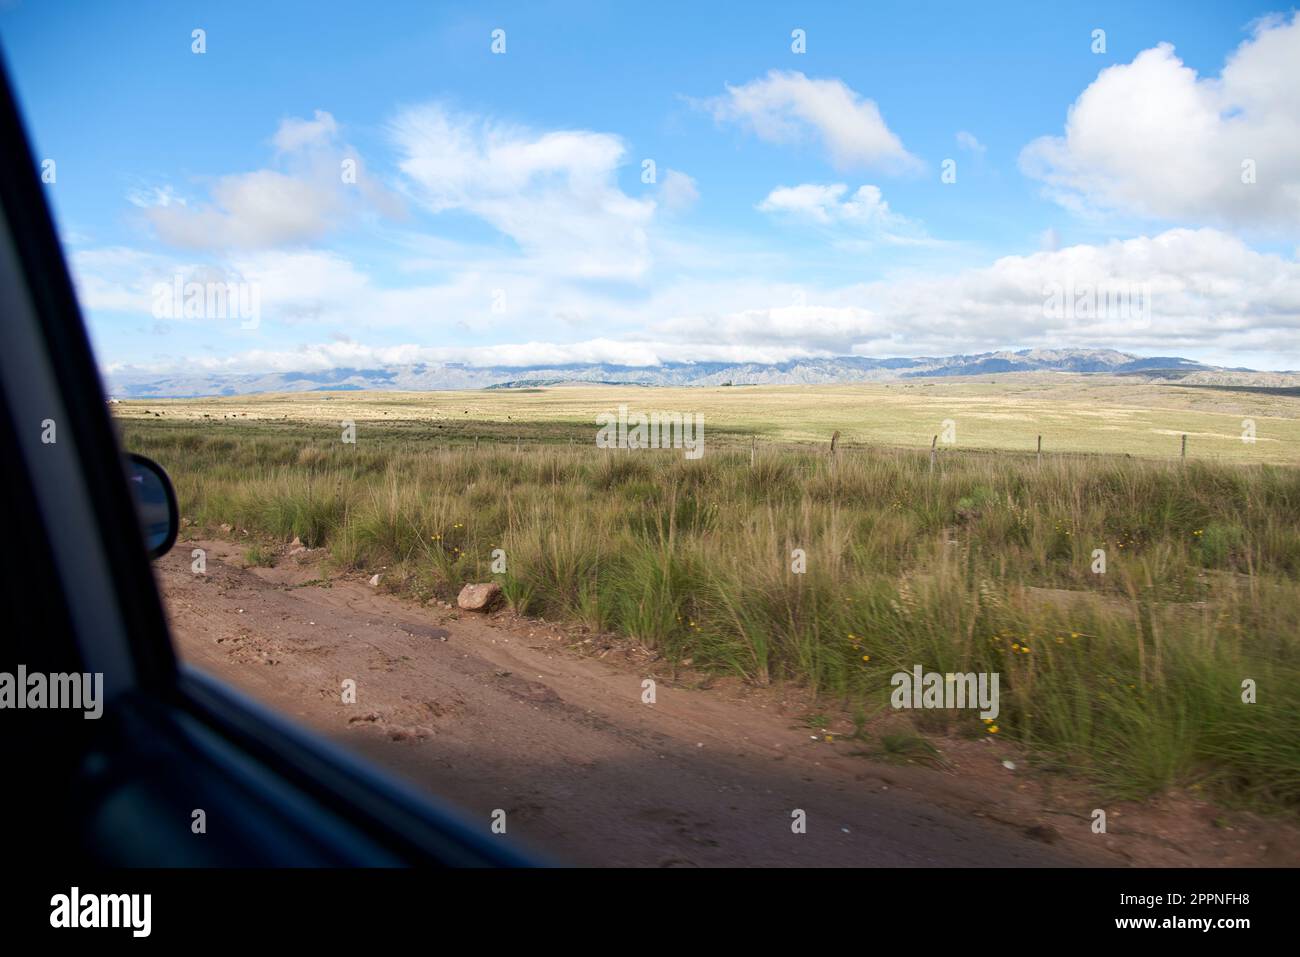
[1181,433,1187,462]
[751,434,757,467]
[1037,434,1042,464]
[929,435,938,474]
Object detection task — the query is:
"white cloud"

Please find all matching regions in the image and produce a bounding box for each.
[80,228,1300,371]
[1020,13,1300,230]
[232,250,372,321]
[956,131,986,154]
[273,109,339,153]
[702,70,919,171]
[71,247,179,312]
[126,185,184,209]
[134,109,399,251]
[145,171,341,249]
[389,104,655,281]
[656,303,883,354]
[120,337,811,374]
[756,183,934,248]
[659,169,699,211]
[758,183,894,225]
[647,227,1300,360]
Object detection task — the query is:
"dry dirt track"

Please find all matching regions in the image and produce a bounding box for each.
[155,540,1294,868]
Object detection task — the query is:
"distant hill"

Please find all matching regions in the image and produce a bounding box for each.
[103,349,1291,398]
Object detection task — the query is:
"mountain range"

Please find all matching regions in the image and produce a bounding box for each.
[103,349,1286,398]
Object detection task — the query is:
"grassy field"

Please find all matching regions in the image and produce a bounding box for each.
[113,373,1300,464]
[115,375,1300,811]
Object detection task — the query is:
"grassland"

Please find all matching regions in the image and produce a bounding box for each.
[115,373,1300,463]
[115,375,1300,812]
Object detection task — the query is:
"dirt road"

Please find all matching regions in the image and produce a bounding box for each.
[155,539,1295,867]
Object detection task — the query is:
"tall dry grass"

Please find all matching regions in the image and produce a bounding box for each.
[121,420,1300,811]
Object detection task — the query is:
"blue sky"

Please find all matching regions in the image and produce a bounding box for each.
[3,0,1298,373]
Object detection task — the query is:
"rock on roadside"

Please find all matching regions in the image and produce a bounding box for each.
[457,582,502,612]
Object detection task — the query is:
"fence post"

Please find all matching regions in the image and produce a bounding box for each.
[1181,433,1187,462]
[929,435,937,474]
[1037,434,1042,464]
[751,434,757,467]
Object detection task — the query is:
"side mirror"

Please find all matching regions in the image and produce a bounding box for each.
[125,453,178,559]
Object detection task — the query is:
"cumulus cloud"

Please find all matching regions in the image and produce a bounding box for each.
[74,237,656,342]
[640,228,1300,361]
[756,183,934,248]
[758,183,894,225]
[71,247,181,313]
[659,169,699,211]
[272,109,339,153]
[145,171,341,249]
[656,304,884,354]
[80,227,1300,371]
[389,104,656,281]
[702,70,919,172]
[1020,13,1300,229]
[134,109,399,250]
